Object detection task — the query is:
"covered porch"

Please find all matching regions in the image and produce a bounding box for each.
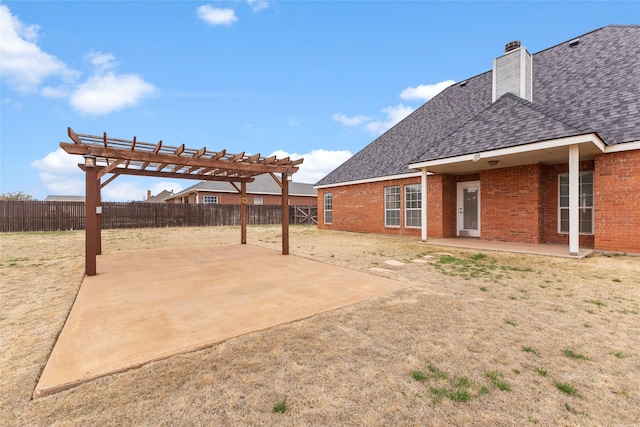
[424,237,593,259]
[410,133,606,257]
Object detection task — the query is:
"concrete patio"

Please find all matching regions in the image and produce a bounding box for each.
[35,245,407,397]
[424,237,594,259]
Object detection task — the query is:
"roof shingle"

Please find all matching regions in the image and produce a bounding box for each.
[317,25,640,186]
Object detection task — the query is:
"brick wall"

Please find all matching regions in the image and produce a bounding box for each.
[594,150,640,253]
[317,177,422,236]
[316,149,640,253]
[479,165,543,243]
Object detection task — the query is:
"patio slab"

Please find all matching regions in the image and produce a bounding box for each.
[35,245,406,397]
[423,237,593,259]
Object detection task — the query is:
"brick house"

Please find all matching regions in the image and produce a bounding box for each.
[315,25,640,255]
[166,173,317,206]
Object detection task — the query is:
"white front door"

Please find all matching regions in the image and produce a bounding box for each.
[457,181,480,237]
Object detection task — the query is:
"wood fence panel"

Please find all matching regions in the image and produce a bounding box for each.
[0,201,316,232]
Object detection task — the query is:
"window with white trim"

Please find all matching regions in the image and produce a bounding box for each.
[203,195,218,204]
[254,197,263,205]
[405,184,422,228]
[385,186,401,227]
[558,171,593,234]
[324,193,333,224]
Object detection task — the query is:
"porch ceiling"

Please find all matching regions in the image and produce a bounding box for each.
[412,135,604,175]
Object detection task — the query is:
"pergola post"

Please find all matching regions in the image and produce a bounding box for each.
[85,165,99,276]
[241,181,247,245]
[97,183,102,255]
[282,173,289,255]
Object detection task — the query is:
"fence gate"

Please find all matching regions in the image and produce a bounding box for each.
[292,206,318,225]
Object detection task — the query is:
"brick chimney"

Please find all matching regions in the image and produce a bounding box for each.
[147,190,152,200]
[492,40,533,102]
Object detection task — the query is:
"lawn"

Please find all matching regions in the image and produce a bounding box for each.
[1,225,638,426]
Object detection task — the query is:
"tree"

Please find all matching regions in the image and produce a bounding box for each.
[0,191,35,201]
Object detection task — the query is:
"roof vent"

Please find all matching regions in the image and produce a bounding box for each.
[459,80,468,87]
[568,38,580,47]
[504,40,521,53]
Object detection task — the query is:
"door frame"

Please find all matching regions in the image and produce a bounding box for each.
[457,181,481,237]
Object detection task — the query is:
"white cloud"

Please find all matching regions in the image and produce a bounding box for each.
[197,5,238,26]
[0,5,155,116]
[30,148,184,201]
[31,148,84,195]
[334,79,453,136]
[86,51,117,73]
[37,172,85,196]
[400,80,455,101]
[247,0,270,12]
[31,148,81,175]
[332,113,371,127]
[0,5,78,93]
[70,71,156,116]
[269,149,352,184]
[40,85,68,98]
[365,104,414,135]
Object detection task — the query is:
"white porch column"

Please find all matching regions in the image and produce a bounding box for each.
[421,168,428,241]
[569,144,579,255]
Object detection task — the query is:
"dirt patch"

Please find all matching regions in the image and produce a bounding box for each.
[1,225,638,425]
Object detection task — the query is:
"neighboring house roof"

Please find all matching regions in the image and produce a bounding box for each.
[45,195,85,202]
[167,173,317,201]
[316,25,640,186]
[144,190,175,203]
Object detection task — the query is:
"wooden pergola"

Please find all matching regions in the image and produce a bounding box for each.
[60,128,303,276]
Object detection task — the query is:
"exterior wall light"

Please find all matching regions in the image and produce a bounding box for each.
[286,172,293,181]
[84,149,97,168]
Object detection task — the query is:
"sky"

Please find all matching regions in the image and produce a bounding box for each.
[1,1,638,201]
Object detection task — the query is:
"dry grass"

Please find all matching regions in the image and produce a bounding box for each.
[1,225,638,426]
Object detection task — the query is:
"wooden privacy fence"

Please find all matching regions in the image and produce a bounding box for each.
[0,201,317,232]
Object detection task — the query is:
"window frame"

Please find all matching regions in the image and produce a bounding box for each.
[324,192,333,225]
[203,195,218,205]
[384,186,401,228]
[253,197,264,205]
[404,184,422,228]
[558,171,594,235]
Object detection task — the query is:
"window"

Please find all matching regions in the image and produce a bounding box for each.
[203,195,218,204]
[254,197,263,205]
[405,184,422,228]
[385,186,401,227]
[558,171,593,234]
[324,193,333,224]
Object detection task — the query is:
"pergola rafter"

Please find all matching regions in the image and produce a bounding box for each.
[60,127,303,276]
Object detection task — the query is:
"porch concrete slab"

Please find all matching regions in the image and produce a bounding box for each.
[35,245,406,397]
[423,238,593,259]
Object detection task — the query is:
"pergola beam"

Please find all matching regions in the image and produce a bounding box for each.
[61,143,298,174]
[104,167,256,182]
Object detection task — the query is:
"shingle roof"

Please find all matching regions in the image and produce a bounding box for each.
[317,25,640,186]
[144,190,175,203]
[169,174,317,199]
